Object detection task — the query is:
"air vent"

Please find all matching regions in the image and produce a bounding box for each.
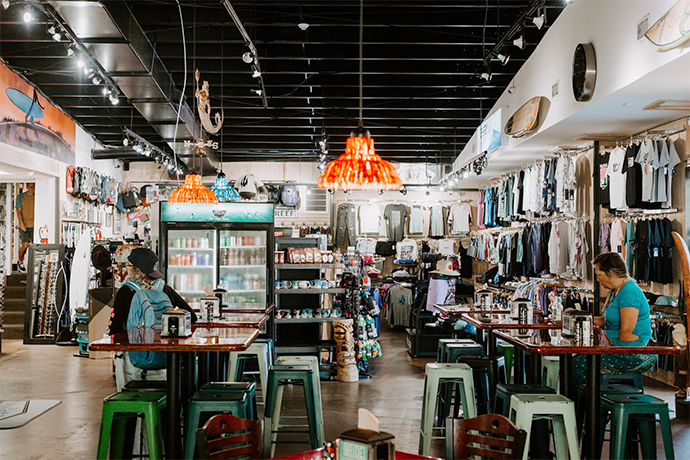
[552,80,559,98]
[304,187,329,213]
[643,99,690,111]
[637,15,649,40]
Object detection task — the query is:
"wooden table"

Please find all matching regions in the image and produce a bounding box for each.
[273,448,438,460]
[461,311,559,357]
[494,329,679,459]
[433,303,508,316]
[89,326,259,460]
[196,312,268,328]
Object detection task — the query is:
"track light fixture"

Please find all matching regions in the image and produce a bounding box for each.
[251,68,261,79]
[23,9,33,23]
[242,51,254,64]
[47,25,61,42]
[531,11,545,29]
[513,33,525,50]
[251,89,262,96]
[2,0,10,10]
[91,75,102,85]
[65,45,75,57]
[109,92,119,105]
[496,52,510,66]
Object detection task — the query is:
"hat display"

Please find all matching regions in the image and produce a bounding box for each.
[430,259,460,276]
[91,245,112,272]
[128,247,163,279]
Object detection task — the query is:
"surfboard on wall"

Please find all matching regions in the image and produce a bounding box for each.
[504,96,543,138]
[645,0,690,51]
[69,229,91,327]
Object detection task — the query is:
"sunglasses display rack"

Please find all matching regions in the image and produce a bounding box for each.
[24,244,66,344]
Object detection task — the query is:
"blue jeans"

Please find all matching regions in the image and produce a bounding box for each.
[572,353,657,388]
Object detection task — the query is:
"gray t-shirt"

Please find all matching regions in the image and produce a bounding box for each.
[635,140,659,203]
[384,204,408,242]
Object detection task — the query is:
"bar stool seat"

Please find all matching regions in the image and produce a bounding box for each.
[576,383,643,439]
[456,354,506,415]
[97,392,166,460]
[200,382,258,420]
[418,363,476,457]
[184,391,250,460]
[437,338,476,362]
[227,340,273,401]
[494,383,555,416]
[509,394,580,460]
[602,372,645,391]
[601,394,674,460]
[542,356,559,390]
[264,365,321,455]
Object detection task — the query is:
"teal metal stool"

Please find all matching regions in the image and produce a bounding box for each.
[542,356,559,390]
[200,382,258,420]
[97,391,166,460]
[418,363,476,457]
[494,383,555,416]
[227,340,273,401]
[272,355,325,456]
[602,372,645,391]
[601,393,674,460]
[440,342,484,421]
[184,391,250,460]
[264,365,321,455]
[576,383,642,440]
[496,340,514,382]
[437,338,476,362]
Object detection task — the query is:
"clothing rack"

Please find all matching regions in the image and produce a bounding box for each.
[603,208,679,218]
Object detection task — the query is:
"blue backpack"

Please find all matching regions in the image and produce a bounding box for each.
[124,279,174,370]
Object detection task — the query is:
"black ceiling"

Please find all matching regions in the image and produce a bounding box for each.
[0,0,564,169]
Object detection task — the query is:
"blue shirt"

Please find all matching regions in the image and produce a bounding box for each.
[604,279,651,344]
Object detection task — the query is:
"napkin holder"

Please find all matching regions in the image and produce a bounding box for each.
[200,296,221,320]
[474,289,493,308]
[335,409,395,460]
[562,310,592,337]
[511,298,531,320]
[161,308,192,337]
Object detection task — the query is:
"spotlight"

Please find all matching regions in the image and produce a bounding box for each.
[252,68,261,79]
[497,53,510,66]
[133,143,142,152]
[109,93,119,105]
[2,0,10,10]
[298,23,309,31]
[48,26,61,42]
[400,186,407,196]
[378,190,384,195]
[532,13,545,30]
[66,45,75,57]
[480,71,492,82]
[317,162,327,173]
[123,137,129,146]
[91,75,102,85]
[76,58,84,68]
[507,82,516,94]
[83,66,90,75]
[143,147,152,157]
[102,86,109,95]
[463,169,470,179]
[251,89,262,96]
[23,9,33,23]
[513,34,525,50]
[242,51,253,64]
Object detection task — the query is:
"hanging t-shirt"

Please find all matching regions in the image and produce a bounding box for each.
[624,220,636,274]
[359,203,381,234]
[664,139,682,208]
[622,144,642,208]
[606,147,627,210]
[476,193,485,230]
[635,140,659,202]
[383,204,408,242]
[438,239,454,255]
[654,140,671,203]
[386,286,412,327]
[610,219,625,254]
[396,239,418,261]
[426,277,456,312]
[598,222,611,253]
[448,203,472,234]
[596,151,611,208]
[409,205,425,234]
[430,203,445,237]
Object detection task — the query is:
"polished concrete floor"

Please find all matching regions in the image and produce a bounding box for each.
[0,324,689,459]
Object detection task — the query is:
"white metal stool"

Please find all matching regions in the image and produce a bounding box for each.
[227,341,273,400]
[542,356,560,390]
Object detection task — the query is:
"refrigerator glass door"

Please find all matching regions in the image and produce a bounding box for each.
[219,230,267,309]
[166,229,216,310]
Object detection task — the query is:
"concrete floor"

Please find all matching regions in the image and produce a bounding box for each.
[0,324,688,459]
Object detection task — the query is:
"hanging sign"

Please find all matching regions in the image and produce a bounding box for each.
[479,108,502,154]
[274,206,297,219]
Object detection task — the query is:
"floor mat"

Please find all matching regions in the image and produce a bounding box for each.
[0,400,61,429]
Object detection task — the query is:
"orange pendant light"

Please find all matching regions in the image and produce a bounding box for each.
[317,128,402,190]
[167,174,218,204]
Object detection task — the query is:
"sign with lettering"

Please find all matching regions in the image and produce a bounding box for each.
[338,440,368,460]
[274,207,297,219]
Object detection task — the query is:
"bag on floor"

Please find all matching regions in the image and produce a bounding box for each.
[124,280,174,370]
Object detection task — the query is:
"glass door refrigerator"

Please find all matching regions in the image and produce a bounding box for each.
[158,202,274,314]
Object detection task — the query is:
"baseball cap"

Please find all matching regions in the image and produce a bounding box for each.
[128,248,163,279]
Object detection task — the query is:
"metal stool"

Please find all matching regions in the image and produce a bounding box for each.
[184,391,250,460]
[602,372,645,391]
[602,394,674,460]
[496,340,514,382]
[418,363,476,457]
[97,392,166,460]
[264,365,321,455]
[437,338,476,362]
[456,354,506,415]
[542,356,559,390]
[509,394,580,460]
[227,340,273,400]
[494,383,555,416]
[576,383,642,441]
[200,382,258,420]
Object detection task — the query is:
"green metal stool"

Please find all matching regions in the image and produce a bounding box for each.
[576,383,642,440]
[97,391,166,460]
[440,343,484,421]
[418,363,476,457]
[496,340,514,382]
[602,372,645,391]
[184,391,250,460]
[272,355,325,455]
[227,341,273,400]
[437,338,476,362]
[541,356,559,390]
[264,365,321,455]
[200,382,258,420]
[494,383,555,416]
[601,393,674,460]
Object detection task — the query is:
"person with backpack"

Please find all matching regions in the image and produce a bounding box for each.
[107,248,197,388]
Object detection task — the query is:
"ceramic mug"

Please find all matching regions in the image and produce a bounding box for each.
[331,308,342,317]
[321,280,330,289]
[290,280,300,289]
[313,279,322,288]
[298,280,312,289]
[274,281,282,289]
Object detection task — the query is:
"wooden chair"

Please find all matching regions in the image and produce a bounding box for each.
[195,414,263,459]
[446,414,527,460]
[672,231,690,397]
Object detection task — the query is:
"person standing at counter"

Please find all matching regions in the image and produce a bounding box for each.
[572,252,656,386]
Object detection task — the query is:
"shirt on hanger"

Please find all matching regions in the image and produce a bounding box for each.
[396,238,419,261]
[663,138,681,208]
[438,239,454,255]
[384,204,409,242]
[409,204,425,234]
[635,140,659,202]
[622,144,642,208]
[598,222,611,253]
[624,220,636,274]
[448,203,472,234]
[426,277,456,312]
[430,203,445,237]
[359,203,381,234]
[653,140,671,203]
[610,219,625,254]
[596,151,611,208]
[606,147,627,210]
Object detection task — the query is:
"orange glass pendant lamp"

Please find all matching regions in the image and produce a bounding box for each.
[167,174,218,204]
[317,127,402,190]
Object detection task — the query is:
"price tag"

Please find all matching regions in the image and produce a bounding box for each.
[653,247,659,257]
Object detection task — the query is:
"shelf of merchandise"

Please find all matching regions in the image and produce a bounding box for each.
[168,247,214,251]
[276,264,344,269]
[168,265,214,268]
[276,288,346,294]
[225,289,265,294]
[275,341,337,354]
[275,317,341,324]
[177,290,206,294]
[220,245,265,249]
[220,265,266,269]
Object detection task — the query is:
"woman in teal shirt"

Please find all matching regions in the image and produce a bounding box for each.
[572,252,656,387]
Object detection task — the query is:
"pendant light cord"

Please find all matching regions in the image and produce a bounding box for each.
[358,0,363,127]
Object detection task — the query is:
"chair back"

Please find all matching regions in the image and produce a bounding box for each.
[195,414,263,459]
[446,414,527,460]
[672,231,690,392]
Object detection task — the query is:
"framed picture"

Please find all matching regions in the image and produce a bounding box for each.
[114,211,121,234]
[105,213,113,228]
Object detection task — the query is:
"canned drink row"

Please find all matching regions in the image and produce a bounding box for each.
[169,237,211,249]
[168,253,211,266]
[220,235,265,247]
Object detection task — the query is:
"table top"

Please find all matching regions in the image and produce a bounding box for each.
[462,312,561,330]
[195,313,268,328]
[89,326,259,353]
[434,303,509,316]
[273,448,437,460]
[493,329,680,355]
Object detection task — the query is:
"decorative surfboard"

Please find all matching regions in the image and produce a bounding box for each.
[69,229,91,327]
[645,0,690,51]
[6,88,44,120]
[504,96,543,138]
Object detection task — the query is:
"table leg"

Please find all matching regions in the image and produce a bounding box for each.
[167,352,182,459]
[475,328,485,350]
[527,353,541,384]
[198,352,209,386]
[514,349,525,384]
[487,330,497,355]
[584,355,602,460]
[209,352,219,381]
[181,353,195,403]
[559,354,572,399]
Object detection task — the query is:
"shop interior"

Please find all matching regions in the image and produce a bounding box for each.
[1,0,690,459]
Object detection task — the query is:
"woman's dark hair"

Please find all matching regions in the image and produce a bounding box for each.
[593,252,628,278]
